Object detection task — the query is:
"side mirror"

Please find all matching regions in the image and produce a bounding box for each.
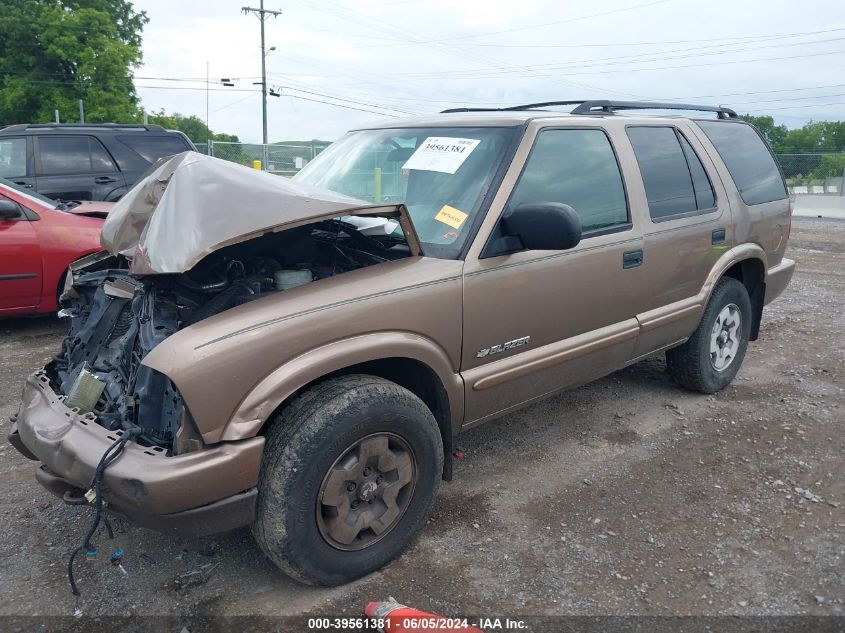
[0,199,22,220]
[501,202,582,251]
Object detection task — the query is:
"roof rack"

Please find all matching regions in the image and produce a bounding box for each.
[569,100,737,119]
[441,100,738,119]
[0,123,167,132]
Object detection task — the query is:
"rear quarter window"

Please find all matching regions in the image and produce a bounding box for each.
[116,134,191,164]
[696,121,787,206]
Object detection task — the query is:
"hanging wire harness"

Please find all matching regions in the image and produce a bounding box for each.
[67,427,141,596]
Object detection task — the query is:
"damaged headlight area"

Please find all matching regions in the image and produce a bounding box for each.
[48,218,409,454]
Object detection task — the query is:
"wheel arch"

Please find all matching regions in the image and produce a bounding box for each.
[314,358,455,480]
[221,333,463,479]
[720,257,766,340]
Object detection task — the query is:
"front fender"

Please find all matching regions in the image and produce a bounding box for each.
[220,331,464,442]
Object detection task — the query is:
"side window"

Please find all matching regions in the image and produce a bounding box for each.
[627,126,716,221]
[678,134,715,210]
[696,121,787,205]
[507,128,628,233]
[0,137,27,178]
[89,137,118,172]
[116,135,190,164]
[38,136,116,175]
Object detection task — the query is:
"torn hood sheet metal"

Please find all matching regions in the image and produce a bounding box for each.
[100,151,420,274]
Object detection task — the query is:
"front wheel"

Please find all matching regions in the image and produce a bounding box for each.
[252,374,443,586]
[666,277,752,394]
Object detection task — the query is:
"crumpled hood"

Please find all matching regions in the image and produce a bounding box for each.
[101,151,419,274]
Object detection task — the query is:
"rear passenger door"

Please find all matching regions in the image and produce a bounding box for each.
[35,135,125,201]
[461,126,644,425]
[623,124,731,357]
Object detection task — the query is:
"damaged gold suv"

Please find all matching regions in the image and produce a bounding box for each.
[9,101,795,586]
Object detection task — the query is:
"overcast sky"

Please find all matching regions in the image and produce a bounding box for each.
[133,0,845,143]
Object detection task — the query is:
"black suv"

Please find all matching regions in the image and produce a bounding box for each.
[0,123,195,202]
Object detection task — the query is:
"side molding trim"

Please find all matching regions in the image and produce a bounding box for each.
[471,320,640,392]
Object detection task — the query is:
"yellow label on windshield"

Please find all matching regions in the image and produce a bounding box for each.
[435,204,468,229]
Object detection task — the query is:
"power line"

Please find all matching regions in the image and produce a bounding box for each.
[371,36,845,80]
[294,0,673,45]
[273,84,419,115]
[281,93,402,116]
[356,47,845,81]
[724,92,845,106]
[209,92,261,114]
[549,48,845,78]
[130,75,420,115]
[294,0,644,99]
[463,26,845,49]
[426,0,673,42]
[746,101,845,112]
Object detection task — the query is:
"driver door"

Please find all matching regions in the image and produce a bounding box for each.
[461,126,644,425]
[0,194,42,311]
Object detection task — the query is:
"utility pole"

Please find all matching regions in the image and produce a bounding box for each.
[242,1,281,147]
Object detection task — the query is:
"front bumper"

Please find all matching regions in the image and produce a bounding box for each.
[764,257,796,305]
[9,371,264,536]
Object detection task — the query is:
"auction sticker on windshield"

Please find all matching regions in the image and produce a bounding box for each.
[434,204,469,229]
[403,137,480,174]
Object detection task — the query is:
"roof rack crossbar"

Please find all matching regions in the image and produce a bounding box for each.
[502,100,589,111]
[440,100,737,119]
[570,100,737,119]
[0,123,167,132]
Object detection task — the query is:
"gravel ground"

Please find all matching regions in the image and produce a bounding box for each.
[0,217,842,626]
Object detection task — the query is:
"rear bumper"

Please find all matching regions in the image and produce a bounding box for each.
[764,257,795,305]
[10,371,264,536]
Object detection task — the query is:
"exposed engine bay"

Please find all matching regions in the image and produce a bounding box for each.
[46,218,409,454]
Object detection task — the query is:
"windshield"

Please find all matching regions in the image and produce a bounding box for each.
[294,127,517,258]
[0,176,59,209]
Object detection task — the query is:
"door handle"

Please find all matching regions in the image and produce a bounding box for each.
[712,228,726,245]
[623,249,643,269]
[94,176,117,184]
[13,181,33,188]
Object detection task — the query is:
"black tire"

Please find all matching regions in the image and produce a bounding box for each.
[252,374,443,586]
[666,277,752,394]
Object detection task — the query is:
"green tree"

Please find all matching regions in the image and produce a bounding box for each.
[147,110,238,143]
[740,115,789,150]
[0,0,148,126]
[780,121,845,153]
[146,110,240,144]
[817,153,845,179]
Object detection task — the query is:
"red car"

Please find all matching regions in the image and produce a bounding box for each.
[0,178,110,316]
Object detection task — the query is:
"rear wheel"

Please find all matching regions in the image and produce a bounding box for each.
[666,277,752,394]
[252,374,443,586]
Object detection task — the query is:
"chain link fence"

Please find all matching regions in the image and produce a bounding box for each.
[774,153,845,195]
[192,140,331,177]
